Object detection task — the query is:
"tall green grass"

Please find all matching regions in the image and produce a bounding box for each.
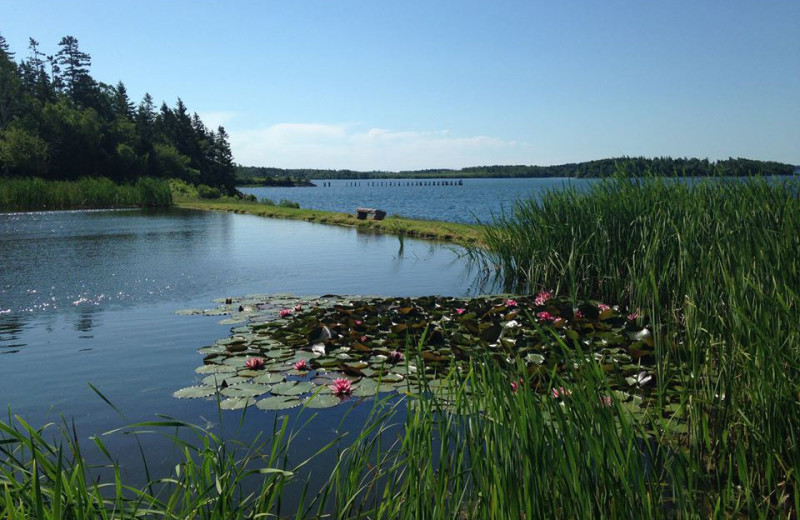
[0,177,172,211]
[476,174,800,516]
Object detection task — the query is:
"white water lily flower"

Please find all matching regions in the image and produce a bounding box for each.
[626,372,653,386]
[504,320,521,329]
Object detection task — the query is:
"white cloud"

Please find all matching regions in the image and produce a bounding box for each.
[196,111,239,131]
[229,123,531,170]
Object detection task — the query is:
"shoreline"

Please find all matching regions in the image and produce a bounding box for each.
[176,200,484,246]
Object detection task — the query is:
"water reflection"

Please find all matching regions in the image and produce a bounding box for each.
[0,315,24,354]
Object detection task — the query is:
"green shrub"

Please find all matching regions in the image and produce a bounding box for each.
[278,198,300,208]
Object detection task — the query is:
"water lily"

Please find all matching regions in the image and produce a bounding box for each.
[354,319,363,325]
[279,308,292,317]
[293,359,309,371]
[455,308,466,315]
[505,299,518,308]
[503,319,521,329]
[329,378,352,397]
[294,304,303,312]
[574,310,584,319]
[510,379,524,392]
[627,312,640,321]
[534,290,552,306]
[600,395,613,407]
[551,387,572,399]
[245,357,265,370]
[597,303,611,312]
[360,335,368,343]
[536,311,555,322]
[388,350,403,363]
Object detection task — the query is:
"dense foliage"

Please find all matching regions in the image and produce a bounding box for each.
[0,176,172,210]
[0,33,236,194]
[236,156,796,183]
[478,174,800,516]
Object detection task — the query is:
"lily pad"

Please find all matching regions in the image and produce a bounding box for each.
[303,393,343,409]
[220,383,272,398]
[219,397,257,410]
[270,381,316,396]
[173,385,217,399]
[256,396,303,411]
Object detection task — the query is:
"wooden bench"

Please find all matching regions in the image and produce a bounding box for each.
[356,207,387,220]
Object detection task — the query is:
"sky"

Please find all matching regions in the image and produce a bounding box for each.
[2,0,798,170]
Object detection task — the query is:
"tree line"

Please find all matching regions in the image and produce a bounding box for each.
[237,157,795,183]
[0,33,236,194]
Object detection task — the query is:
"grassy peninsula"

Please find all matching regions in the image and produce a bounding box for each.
[176,198,484,246]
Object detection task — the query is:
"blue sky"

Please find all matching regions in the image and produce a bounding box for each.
[3,0,798,170]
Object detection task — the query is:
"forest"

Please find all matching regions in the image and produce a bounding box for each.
[236,156,796,183]
[0,33,236,195]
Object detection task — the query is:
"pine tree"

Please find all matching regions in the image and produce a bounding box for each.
[0,32,20,130]
[113,81,134,119]
[55,36,93,105]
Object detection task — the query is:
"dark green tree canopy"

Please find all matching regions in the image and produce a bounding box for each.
[0,33,236,193]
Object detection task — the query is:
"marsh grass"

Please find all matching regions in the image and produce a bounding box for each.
[476,173,800,516]
[0,177,172,211]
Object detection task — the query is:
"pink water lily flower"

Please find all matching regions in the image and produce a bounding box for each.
[294,304,303,312]
[455,308,466,315]
[354,320,363,326]
[534,290,552,306]
[597,303,611,312]
[505,299,518,308]
[329,378,352,397]
[245,357,265,370]
[360,335,368,343]
[536,311,555,322]
[388,350,403,363]
[600,395,613,407]
[293,360,309,371]
[574,310,584,319]
[627,312,640,321]
[279,308,292,317]
[510,379,524,392]
[551,387,573,399]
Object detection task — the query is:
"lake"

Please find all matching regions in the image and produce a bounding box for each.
[241,177,597,223]
[0,207,485,495]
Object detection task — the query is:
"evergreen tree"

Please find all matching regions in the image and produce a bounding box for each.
[55,36,93,106]
[0,33,21,130]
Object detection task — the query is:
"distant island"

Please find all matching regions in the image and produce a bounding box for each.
[235,156,797,185]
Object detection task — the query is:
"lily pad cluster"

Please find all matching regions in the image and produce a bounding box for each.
[174,293,668,414]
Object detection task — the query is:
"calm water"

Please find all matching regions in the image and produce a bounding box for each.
[241,177,598,223]
[0,207,482,495]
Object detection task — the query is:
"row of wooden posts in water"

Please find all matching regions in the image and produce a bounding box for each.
[319,180,464,187]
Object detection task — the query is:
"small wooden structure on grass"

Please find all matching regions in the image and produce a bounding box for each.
[356,207,387,220]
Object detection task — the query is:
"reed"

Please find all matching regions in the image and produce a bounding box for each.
[475,173,800,516]
[0,177,172,211]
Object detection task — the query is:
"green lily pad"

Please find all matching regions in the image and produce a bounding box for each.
[303,393,343,409]
[252,372,286,385]
[195,364,236,375]
[352,378,379,397]
[202,374,249,387]
[220,383,272,398]
[270,381,316,396]
[173,385,217,399]
[219,397,257,410]
[256,396,303,411]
